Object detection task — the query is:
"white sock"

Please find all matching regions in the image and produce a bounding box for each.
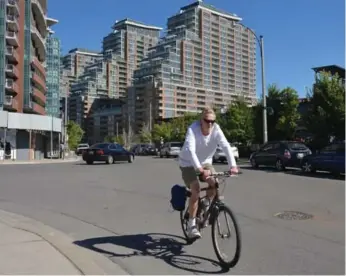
[188,217,196,228]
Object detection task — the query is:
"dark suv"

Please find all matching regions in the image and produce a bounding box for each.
[301,142,345,175]
[249,141,312,171]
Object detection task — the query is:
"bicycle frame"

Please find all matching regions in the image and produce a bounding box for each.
[199,178,225,226]
[184,176,225,228]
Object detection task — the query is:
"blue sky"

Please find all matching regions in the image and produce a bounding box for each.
[47,0,345,98]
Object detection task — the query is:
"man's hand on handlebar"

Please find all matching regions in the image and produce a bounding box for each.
[198,168,211,181]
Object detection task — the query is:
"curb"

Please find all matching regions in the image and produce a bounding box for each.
[0,209,129,275]
[0,158,81,165]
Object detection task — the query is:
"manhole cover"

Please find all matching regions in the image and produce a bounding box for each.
[274,211,313,220]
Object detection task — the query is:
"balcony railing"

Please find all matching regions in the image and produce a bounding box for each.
[32,87,46,104]
[32,102,46,115]
[5,79,19,94]
[6,46,19,62]
[7,0,19,14]
[31,56,45,75]
[5,64,19,78]
[5,79,14,87]
[6,15,19,32]
[6,31,19,46]
[31,0,45,18]
[3,95,18,109]
[31,73,46,92]
[30,23,45,47]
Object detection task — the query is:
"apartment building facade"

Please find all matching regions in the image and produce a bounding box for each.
[61,48,102,78]
[68,53,124,130]
[59,48,102,124]
[129,1,257,132]
[85,98,124,144]
[0,0,62,160]
[45,23,60,117]
[67,19,162,143]
[102,18,162,88]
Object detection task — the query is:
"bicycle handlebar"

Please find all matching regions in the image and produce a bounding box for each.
[196,171,243,178]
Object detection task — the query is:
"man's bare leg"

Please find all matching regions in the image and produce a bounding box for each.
[206,177,217,203]
[188,180,201,238]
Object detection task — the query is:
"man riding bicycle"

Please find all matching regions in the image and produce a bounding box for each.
[178,107,239,239]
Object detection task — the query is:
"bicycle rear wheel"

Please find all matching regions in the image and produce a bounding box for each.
[211,204,241,268]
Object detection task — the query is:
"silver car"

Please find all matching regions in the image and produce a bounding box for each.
[160,142,183,158]
[213,144,239,163]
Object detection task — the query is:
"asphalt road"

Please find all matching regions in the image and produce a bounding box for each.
[0,157,344,275]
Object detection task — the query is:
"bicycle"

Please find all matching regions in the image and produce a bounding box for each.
[180,171,242,268]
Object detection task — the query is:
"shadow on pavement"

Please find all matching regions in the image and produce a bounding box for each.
[75,163,105,166]
[241,165,345,181]
[74,233,229,274]
[75,161,131,166]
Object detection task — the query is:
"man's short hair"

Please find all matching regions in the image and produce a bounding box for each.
[201,106,216,118]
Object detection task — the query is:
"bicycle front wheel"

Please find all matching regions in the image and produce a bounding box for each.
[180,209,189,239]
[211,204,241,268]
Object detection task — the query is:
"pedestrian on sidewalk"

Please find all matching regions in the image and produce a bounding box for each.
[60,143,65,159]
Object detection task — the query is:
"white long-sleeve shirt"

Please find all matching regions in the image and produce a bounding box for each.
[178,121,237,170]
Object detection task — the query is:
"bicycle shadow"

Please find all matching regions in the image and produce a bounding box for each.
[73,233,229,274]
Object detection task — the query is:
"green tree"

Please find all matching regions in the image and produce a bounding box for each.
[152,121,173,142]
[104,135,118,143]
[266,84,282,140]
[104,135,124,145]
[114,135,125,146]
[170,112,199,141]
[305,71,345,145]
[67,121,84,150]
[218,99,254,144]
[255,84,300,141]
[139,124,152,143]
[276,87,300,140]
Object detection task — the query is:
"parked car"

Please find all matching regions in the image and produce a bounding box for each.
[82,142,135,165]
[249,141,312,171]
[131,144,146,155]
[130,144,157,156]
[143,144,157,155]
[301,142,345,175]
[76,143,89,155]
[160,142,183,158]
[213,144,239,163]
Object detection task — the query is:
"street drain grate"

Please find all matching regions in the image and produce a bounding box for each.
[274,211,313,220]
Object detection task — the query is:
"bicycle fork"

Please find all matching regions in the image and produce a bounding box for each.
[214,204,232,239]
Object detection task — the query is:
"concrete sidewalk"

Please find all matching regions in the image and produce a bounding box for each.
[0,209,129,275]
[0,222,82,274]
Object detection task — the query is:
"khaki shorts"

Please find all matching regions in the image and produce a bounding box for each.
[179,163,216,188]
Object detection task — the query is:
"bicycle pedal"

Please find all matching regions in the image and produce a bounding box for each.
[201,221,209,228]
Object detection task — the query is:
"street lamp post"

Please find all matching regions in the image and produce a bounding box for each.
[237,23,268,143]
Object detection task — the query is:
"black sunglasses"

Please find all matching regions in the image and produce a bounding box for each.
[203,118,215,124]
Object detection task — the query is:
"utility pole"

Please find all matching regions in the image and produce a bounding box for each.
[150,75,155,133]
[260,36,268,143]
[236,22,268,144]
[64,90,68,153]
[128,113,131,148]
[50,115,53,159]
[149,101,152,132]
